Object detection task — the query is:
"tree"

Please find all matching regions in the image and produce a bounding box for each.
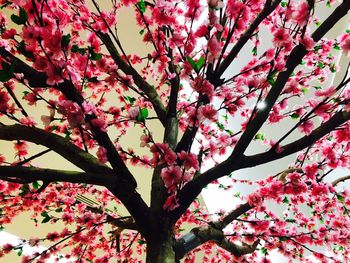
[0,0,350,262]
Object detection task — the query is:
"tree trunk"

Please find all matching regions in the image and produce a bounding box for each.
[146,231,177,263]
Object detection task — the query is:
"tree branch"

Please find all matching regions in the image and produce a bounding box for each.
[332,175,350,186]
[96,32,167,126]
[0,123,111,175]
[215,0,281,78]
[0,47,138,189]
[246,110,350,167]
[174,110,350,220]
[175,203,254,259]
[0,47,151,236]
[0,47,48,88]
[230,0,350,159]
[0,165,115,186]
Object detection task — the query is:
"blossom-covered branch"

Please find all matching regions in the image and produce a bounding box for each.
[96,32,167,126]
[173,0,350,219]
[214,0,282,78]
[231,0,350,159]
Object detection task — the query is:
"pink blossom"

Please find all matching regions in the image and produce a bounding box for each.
[161,166,182,189]
[198,104,217,122]
[191,77,214,99]
[247,192,262,206]
[1,28,16,39]
[273,28,291,47]
[300,34,315,51]
[20,116,37,127]
[208,37,220,62]
[2,243,13,254]
[178,151,199,170]
[43,30,62,52]
[304,164,318,180]
[298,119,314,135]
[195,25,208,38]
[82,101,96,115]
[90,118,107,132]
[14,141,28,158]
[140,134,150,147]
[164,149,177,165]
[315,86,336,97]
[0,91,10,111]
[311,183,329,196]
[23,92,38,106]
[340,34,350,56]
[33,57,50,72]
[128,107,140,119]
[96,147,108,163]
[163,194,179,211]
[58,100,84,128]
[291,2,310,26]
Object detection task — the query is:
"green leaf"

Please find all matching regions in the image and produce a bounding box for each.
[90,51,102,60]
[281,1,287,7]
[41,216,51,224]
[0,62,14,82]
[290,112,299,119]
[333,44,341,50]
[71,45,86,54]
[216,122,225,130]
[136,108,149,122]
[286,218,296,223]
[329,63,336,73]
[282,196,289,204]
[278,236,288,241]
[196,56,205,71]
[267,70,278,85]
[123,96,136,105]
[254,133,265,140]
[337,193,345,203]
[252,46,257,56]
[314,45,322,51]
[301,87,308,94]
[55,207,63,213]
[61,34,71,48]
[41,211,51,223]
[11,8,28,25]
[139,29,145,35]
[137,239,146,245]
[65,130,71,140]
[137,0,146,13]
[317,62,325,69]
[187,56,205,73]
[32,181,40,189]
[261,247,268,255]
[41,211,49,217]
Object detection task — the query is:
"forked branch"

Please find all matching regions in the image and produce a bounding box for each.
[175,203,254,259]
